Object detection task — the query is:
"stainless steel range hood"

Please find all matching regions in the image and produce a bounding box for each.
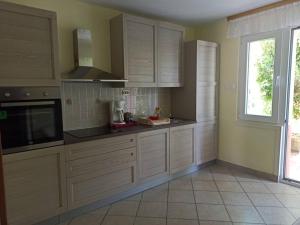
[62,29,128,83]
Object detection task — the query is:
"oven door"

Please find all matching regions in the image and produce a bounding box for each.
[0,100,64,154]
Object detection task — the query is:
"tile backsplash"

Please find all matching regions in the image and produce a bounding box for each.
[61,82,171,131]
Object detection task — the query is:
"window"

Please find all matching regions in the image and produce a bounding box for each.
[239,30,289,124]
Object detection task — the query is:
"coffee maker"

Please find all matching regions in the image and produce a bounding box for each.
[109,99,126,126]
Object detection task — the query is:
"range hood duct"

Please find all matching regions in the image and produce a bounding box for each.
[62,29,128,83]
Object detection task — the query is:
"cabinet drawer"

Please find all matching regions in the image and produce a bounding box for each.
[65,134,136,160]
[67,147,136,177]
[67,163,136,209]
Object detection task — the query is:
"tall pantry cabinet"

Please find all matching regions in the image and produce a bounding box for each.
[172,40,218,165]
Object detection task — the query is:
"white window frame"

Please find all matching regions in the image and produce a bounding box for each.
[238,30,290,124]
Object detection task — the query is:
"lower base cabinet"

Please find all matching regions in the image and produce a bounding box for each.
[65,135,137,209]
[137,129,169,182]
[195,121,217,164]
[170,124,196,174]
[3,147,67,225]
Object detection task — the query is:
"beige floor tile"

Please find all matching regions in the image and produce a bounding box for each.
[212,173,236,181]
[256,206,295,225]
[220,192,252,206]
[137,202,167,218]
[200,221,233,225]
[69,209,106,225]
[108,201,139,216]
[210,165,231,174]
[216,181,243,192]
[288,208,300,219]
[134,217,166,225]
[102,215,135,225]
[127,194,142,201]
[192,181,218,191]
[194,191,223,204]
[169,179,193,190]
[168,190,195,203]
[275,194,300,208]
[226,205,263,223]
[191,171,214,181]
[168,218,199,225]
[231,171,261,183]
[197,204,230,221]
[167,203,198,219]
[239,182,270,193]
[247,193,282,207]
[142,188,168,202]
[264,182,300,194]
[233,223,264,225]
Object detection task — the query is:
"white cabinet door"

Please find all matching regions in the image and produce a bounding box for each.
[137,129,169,181]
[157,23,184,87]
[124,15,157,87]
[3,146,67,225]
[170,124,196,174]
[195,122,217,165]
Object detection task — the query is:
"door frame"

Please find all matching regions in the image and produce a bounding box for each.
[280,27,300,187]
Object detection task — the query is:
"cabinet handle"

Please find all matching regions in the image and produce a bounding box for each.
[130,152,134,156]
[130,139,134,142]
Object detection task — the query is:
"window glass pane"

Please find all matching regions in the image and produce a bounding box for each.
[246,38,275,117]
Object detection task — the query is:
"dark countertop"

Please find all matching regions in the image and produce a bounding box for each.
[64,119,196,145]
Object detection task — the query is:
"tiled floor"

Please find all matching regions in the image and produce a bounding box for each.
[62,165,300,225]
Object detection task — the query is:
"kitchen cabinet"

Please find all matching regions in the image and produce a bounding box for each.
[3,146,67,225]
[170,124,196,174]
[195,121,217,164]
[65,134,137,209]
[157,22,184,87]
[110,14,185,87]
[137,129,169,182]
[172,40,218,165]
[0,2,60,87]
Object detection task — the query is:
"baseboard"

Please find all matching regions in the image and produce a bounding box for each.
[216,159,278,182]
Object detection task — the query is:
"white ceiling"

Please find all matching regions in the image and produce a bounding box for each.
[86,0,280,25]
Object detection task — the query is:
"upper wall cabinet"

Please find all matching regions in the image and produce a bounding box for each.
[157,23,184,87]
[110,14,184,87]
[0,2,60,87]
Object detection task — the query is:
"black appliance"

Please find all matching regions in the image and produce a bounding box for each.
[0,87,64,154]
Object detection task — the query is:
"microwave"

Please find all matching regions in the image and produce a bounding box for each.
[0,87,64,154]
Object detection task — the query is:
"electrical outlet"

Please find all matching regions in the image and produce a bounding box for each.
[122,89,130,96]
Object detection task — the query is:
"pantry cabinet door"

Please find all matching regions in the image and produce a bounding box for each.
[157,23,184,87]
[137,129,169,182]
[3,147,67,225]
[124,15,157,87]
[195,121,217,165]
[0,2,60,87]
[170,124,196,174]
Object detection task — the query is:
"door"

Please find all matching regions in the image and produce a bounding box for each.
[137,129,169,181]
[124,15,157,87]
[170,124,195,174]
[157,23,184,87]
[284,28,300,183]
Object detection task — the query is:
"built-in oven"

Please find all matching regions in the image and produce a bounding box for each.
[0,87,64,154]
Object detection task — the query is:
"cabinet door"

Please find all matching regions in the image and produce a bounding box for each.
[3,147,67,225]
[170,124,196,174]
[195,122,217,165]
[137,129,169,182]
[124,15,156,87]
[157,23,184,87]
[0,2,59,87]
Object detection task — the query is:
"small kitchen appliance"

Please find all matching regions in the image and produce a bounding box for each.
[109,99,126,126]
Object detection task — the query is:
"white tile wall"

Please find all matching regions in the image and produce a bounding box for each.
[61,82,171,131]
